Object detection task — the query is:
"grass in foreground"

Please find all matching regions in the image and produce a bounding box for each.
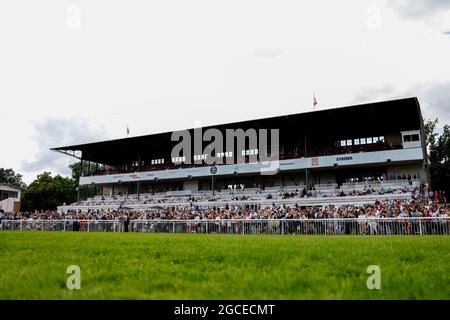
[0,231,448,299]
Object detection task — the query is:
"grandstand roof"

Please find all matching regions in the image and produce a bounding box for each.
[0,183,22,191]
[52,97,423,165]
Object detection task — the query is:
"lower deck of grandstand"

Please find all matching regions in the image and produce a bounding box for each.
[58,179,420,212]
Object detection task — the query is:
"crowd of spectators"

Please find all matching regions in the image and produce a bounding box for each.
[1,198,448,222]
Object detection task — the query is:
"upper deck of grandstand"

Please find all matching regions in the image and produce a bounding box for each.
[52,97,425,178]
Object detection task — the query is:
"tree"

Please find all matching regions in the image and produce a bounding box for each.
[21,172,77,211]
[425,119,450,200]
[69,161,98,185]
[0,168,26,189]
[424,118,438,149]
[69,162,81,184]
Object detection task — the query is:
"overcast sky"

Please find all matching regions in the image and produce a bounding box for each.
[1,0,450,184]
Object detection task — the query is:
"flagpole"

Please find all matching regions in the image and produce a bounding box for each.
[313,93,317,111]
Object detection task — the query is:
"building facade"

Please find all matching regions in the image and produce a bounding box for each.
[0,184,22,212]
[53,97,428,200]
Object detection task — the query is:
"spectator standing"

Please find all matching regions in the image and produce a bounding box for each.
[124,213,130,232]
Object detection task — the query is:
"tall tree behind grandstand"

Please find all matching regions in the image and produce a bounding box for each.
[0,168,26,189]
[69,162,97,185]
[425,119,450,200]
[69,162,81,185]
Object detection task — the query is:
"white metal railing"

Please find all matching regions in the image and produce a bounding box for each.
[1,218,448,235]
[342,179,419,185]
[314,183,338,190]
[166,190,192,197]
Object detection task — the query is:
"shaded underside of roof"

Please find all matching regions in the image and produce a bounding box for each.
[52,97,423,165]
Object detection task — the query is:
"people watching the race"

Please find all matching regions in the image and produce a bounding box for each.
[71,179,419,207]
[2,198,448,221]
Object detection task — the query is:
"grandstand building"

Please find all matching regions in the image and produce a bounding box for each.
[53,97,428,211]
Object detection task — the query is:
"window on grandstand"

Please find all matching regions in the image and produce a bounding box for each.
[172,156,186,163]
[403,134,420,143]
[0,190,19,201]
[151,159,164,165]
[194,154,211,161]
[213,152,233,159]
[241,149,259,156]
[338,136,384,148]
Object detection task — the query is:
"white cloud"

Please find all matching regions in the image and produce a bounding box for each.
[352,84,396,104]
[352,80,450,126]
[21,118,107,177]
[386,0,450,19]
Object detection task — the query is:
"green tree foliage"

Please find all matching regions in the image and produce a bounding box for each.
[424,118,438,148]
[0,168,26,189]
[21,172,77,211]
[425,119,450,200]
[69,161,98,184]
[69,162,81,184]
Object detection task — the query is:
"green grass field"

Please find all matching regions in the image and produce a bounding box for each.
[0,231,448,299]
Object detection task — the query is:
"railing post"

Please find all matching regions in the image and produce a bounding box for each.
[419,219,423,235]
[172,222,175,234]
[41,221,44,231]
[20,221,23,231]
